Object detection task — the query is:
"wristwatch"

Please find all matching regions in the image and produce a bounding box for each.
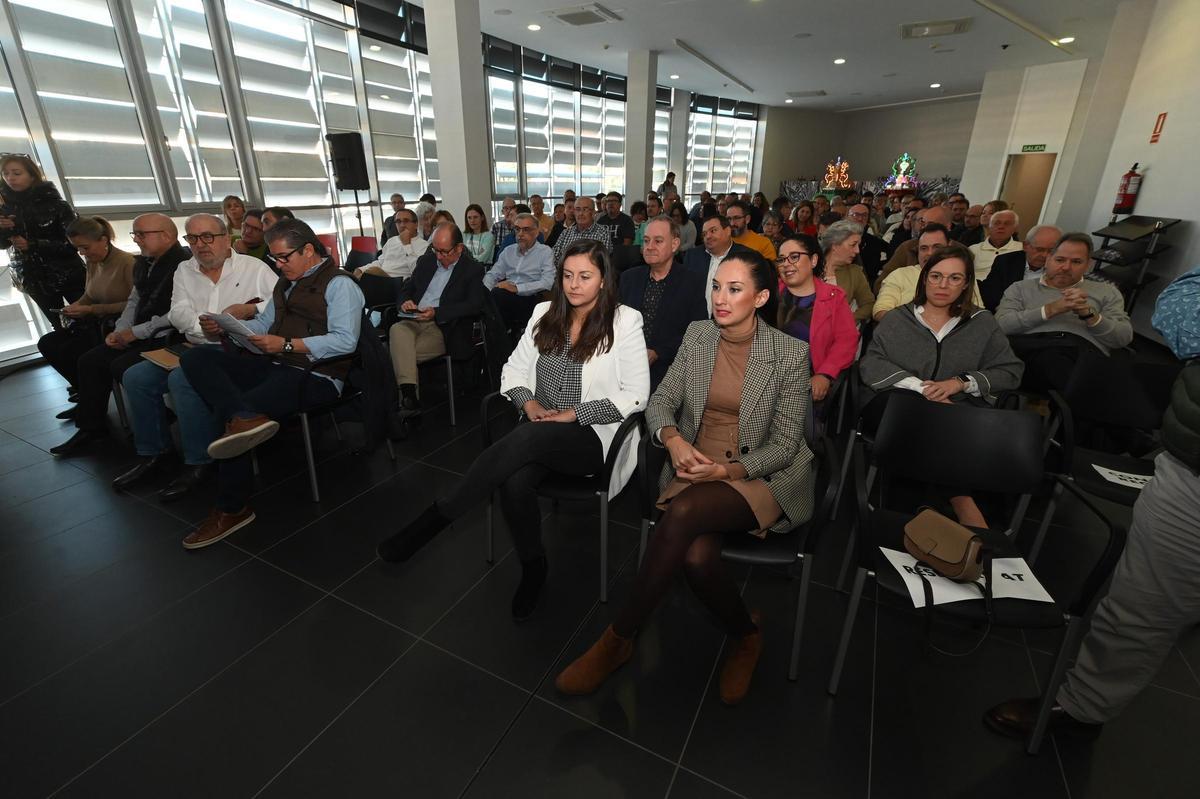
[283,338,294,353]
[955,373,970,386]
[1077,312,1096,321]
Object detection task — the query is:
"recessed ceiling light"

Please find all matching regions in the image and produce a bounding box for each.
[669,74,680,80]
[494,8,512,15]
[1057,36,1075,44]
[380,94,390,100]
[833,58,846,65]
[368,45,381,52]
[527,23,541,31]
[793,32,811,39]
[883,72,897,77]
[930,83,941,88]
[785,98,794,103]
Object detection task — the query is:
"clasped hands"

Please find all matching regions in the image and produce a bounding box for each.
[1048,287,1093,320]
[522,399,577,424]
[666,436,730,483]
[920,378,963,404]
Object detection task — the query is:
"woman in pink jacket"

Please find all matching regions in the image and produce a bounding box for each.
[774,233,860,410]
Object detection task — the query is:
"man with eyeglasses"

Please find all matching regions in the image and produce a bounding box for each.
[682,214,755,315]
[876,204,954,292]
[491,196,517,261]
[977,224,1062,312]
[49,213,190,457]
[601,191,635,247]
[112,214,276,502]
[379,193,406,248]
[483,212,555,332]
[954,204,986,247]
[232,210,275,270]
[354,208,428,280]
[847,203,887,286]
[873,224,983,322]
[724,200,776,263]
[530,194,554,238]
[551,197,612,265]
[176,219,365,549]
[996,233,1133,391]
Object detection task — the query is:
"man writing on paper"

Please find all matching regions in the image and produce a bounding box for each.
[112,214,276,503]
[178,219,365,549]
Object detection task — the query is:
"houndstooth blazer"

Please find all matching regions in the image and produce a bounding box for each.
[646,319,815,532]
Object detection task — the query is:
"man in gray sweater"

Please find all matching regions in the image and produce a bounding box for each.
[995,233,1132,390]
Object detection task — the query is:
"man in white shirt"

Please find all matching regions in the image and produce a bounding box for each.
[968,209,1022,280]
[114,214,277,501]
[682,215,754,315]
[355,208,428,279]
[484,212,555,332]
[873,224,982,320]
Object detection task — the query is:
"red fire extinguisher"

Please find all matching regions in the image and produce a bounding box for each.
[1113,163,1142,215]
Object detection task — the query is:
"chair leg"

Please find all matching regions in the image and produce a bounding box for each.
[331,412,343,441]
[835,523,858,592]
[485,498,494,564]
[1029,482,1062,566]
[445,355,456,426]
[831,432,856,520]
[385,437,396,461]
[638,519,650,568]
[598,491,609,603]
[112,379,130,432]
[788,553,814,681]
[1028,615,1085,754]
[828,567,868,695]
[251,448,260,477]
[299,412,320,503]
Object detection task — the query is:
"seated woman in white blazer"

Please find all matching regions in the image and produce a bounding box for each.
[377,239,650,621]
[556,250,815,706]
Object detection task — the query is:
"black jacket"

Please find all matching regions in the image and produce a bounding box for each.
[0,181,79,294]
[398,250,485,359]
[681,241,755,281]
[131,242,191,326]
[619,263,708,389]
[978,250,1029,312]
[856,232,887,287]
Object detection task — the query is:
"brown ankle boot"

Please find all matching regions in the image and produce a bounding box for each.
[719,611,763,706]
[555,625,634,695]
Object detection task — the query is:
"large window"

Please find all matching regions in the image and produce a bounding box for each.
[652,106,671,189]
[8,0,160,207]
[686,95,758,197]
[362,37,436,201]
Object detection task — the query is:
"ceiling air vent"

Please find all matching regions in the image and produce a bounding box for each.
[787,90,827,99]
[546,4,624,26]
[900,18,972,39]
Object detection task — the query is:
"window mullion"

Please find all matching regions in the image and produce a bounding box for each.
[201,0,264,208]
[513,76,527,200]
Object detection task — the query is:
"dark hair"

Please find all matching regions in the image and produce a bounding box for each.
[432,209,456,226]
[817,211,842,228]
[464,203,489,234]
[398,208,418,224]
[700,201,719,219]
[67,215,115,241]
[666,171,675,179]
[717,249,776,318]
[513,203,531,215]
[702,213,731,230]
[779,233,825,278]
[1055,232,1094,258]
[727,199,751,216]
[913,242,977,317]
[419,193,436,204]
[794,201,815,221]
[919,222,950,242]
[264,206,295,222]
[533,239,620,363]
[668,201,688,224]
[630,200,647,217]
[0,154,47,187]
[606,191,623,202]
[771,195,791,212]
[244,209,264,222]
[263,218,328,258]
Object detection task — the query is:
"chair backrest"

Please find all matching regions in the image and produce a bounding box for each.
[349,308,399,444]
[357,272,402,309]
[872,391,1045,496]
[317,233,340,267]
[350,235,377,253]
[1061,348,1179,430]
[344,249,375,272]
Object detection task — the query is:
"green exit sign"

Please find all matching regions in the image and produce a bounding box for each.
[1021,144,1047,152]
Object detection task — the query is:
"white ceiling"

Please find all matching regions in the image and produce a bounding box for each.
[445,0,1122,111]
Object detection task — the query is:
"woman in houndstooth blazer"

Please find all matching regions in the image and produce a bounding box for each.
[557,250,815,706]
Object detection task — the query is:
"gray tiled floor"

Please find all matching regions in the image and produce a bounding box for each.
[1,364,1196,798]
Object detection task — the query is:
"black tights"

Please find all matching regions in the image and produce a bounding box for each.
[613,481,758,639]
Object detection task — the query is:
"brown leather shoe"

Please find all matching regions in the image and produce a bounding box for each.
[555,625,635,695]
[206,415,279,460]
[719,611,763,706]
[182,507,256,550]
[983,696,1103,740]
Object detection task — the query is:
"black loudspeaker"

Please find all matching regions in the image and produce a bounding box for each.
[325,131,370,191]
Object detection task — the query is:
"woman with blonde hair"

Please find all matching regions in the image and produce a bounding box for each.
[222,195,246,242]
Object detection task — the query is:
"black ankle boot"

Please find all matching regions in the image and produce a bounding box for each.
[511,555,548,622]
[377,503,450,562]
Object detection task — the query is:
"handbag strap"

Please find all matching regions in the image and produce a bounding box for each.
[916,549,994,658]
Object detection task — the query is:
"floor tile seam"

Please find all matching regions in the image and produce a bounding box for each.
[0,555,254,711]
[413,421,485,463]
[1020,632,1075,799]
[0,388,76,424]
[0,468,92,510]
[671,766,752,799]
[865,580,879,799]
[1173,644,1200,690]
[45,592,331,799]
[454,682,544,799]
[666,567,754,795]
[248,639,422,799]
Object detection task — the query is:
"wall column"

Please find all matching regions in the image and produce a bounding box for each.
[423,0,492,215]
[623,49,657,202]
[668,90,690,196]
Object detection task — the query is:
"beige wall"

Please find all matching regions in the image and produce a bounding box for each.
[755,105,846,197]
[839,95,980,182]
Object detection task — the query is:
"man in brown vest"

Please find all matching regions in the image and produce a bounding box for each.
[179,219,365,549]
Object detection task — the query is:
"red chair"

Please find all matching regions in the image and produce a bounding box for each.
[317,233,340,267]
[350,235,377,253]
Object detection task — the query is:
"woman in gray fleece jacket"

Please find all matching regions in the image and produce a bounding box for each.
[858,244,1024,525]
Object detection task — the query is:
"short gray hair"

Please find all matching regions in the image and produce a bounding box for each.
[644,214,680,241]
[513,212,537,228]
[819,219,863,253]
[1025,223,1061,241]
[186,213,227,234]
[991,209,1019,228]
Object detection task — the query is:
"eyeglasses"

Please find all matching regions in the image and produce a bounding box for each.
[514,225,537,233]
[130,229,166,239]
[183,232,228,245]
[774,252,812,265]
[926,271,967,286]
[269,245,303,263]
[725,214,745,222]
[431,245,460,257]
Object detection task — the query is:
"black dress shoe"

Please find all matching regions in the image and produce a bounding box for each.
[56,406,78,420]
[377,503,450,562]
[983,697,1103,740]
[158,464,214,503]
[112,453,177,491]
[511,556,548,622]
[49,429,106,457]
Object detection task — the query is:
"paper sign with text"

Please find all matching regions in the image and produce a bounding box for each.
[879,548,1054,608]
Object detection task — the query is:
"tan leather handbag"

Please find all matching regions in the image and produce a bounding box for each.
[903,508,986,583]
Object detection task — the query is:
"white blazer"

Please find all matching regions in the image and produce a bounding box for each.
[500,302,651,496]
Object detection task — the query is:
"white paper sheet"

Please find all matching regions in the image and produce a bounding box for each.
[1092,464,1151,489]
[879,548,1054,607]
[203,312,263,354]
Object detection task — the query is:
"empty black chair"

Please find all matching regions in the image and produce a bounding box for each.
[344,248,375,272]
[480,390,644,602]
[826,391,1126,755]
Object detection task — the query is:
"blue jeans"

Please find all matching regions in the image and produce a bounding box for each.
[122,358,221,465]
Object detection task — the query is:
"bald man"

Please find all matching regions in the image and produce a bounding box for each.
[969,210,1023,279]
[51,213,192,455]
[875,205,954,292]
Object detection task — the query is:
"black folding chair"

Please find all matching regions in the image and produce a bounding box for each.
[826,391,1126,755]
[480,391,644,602]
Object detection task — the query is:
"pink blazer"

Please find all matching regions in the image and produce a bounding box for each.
[799,278,860,380]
